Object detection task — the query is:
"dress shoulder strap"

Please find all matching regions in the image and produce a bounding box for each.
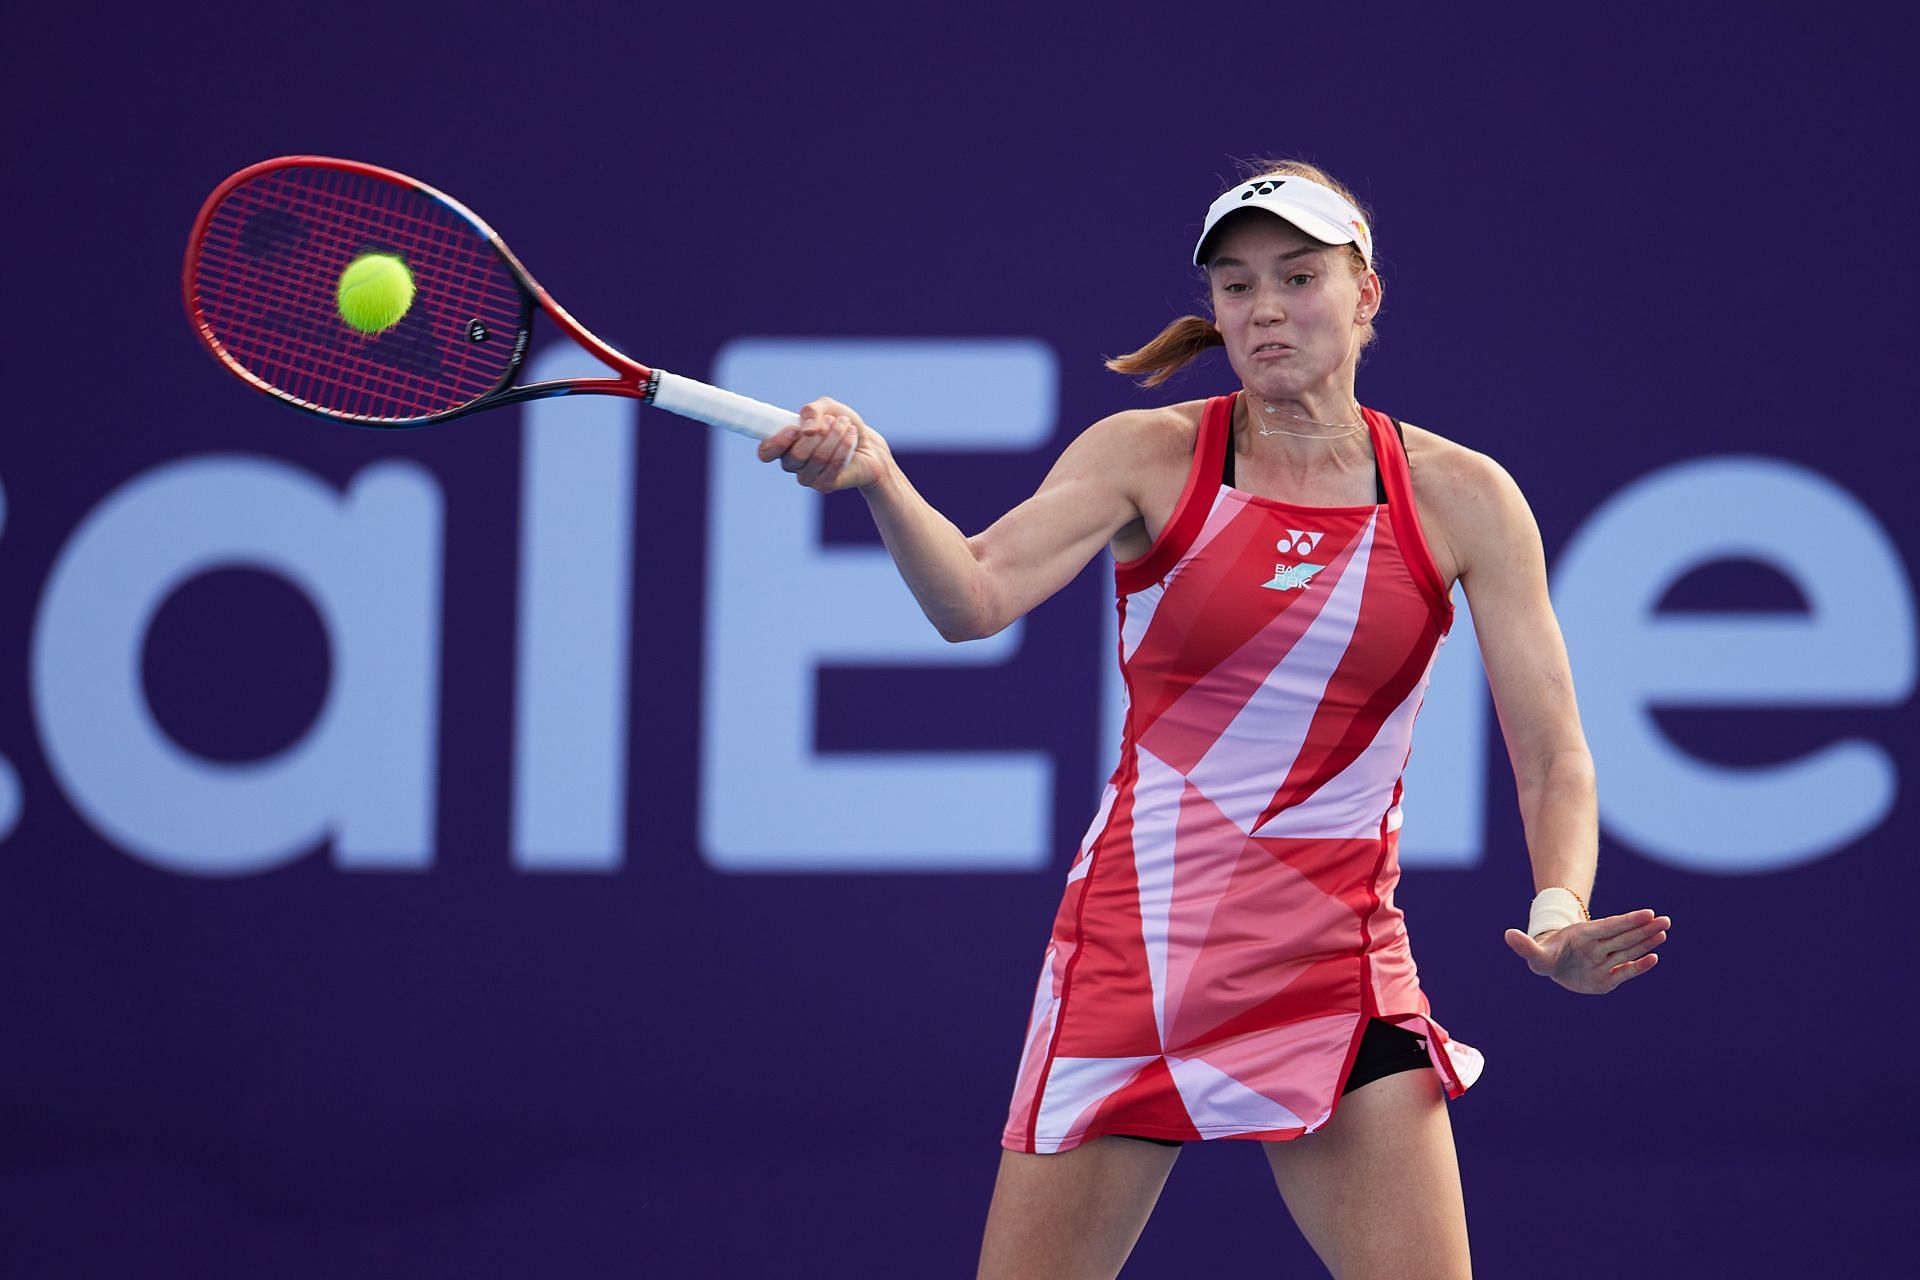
[1115,395,1234,594]
[1365,408,1452,628]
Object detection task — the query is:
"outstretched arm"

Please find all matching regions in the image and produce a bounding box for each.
[758,397,1156,641]
[1451,451,1671,994]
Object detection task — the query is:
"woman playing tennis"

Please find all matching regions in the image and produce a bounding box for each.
[758,158,1672,1280]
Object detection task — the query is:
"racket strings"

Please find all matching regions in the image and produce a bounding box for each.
[204,169,510,414]
[204,169,509,411]
[191,164,529,422]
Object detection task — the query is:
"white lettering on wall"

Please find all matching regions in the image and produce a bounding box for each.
[0,474,16,846]
[10,361,1907,881]
[32,457,443,876]
[1555,456,1914,873]
[511,347,638,871]
[700,338,1057,871]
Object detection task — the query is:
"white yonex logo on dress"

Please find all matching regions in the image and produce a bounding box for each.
[1277,530,1324,555]
[1265,531,1327,590]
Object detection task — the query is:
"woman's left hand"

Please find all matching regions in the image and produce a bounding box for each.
[1503,909,1670,995]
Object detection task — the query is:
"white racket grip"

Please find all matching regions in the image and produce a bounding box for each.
[650,371,797,441]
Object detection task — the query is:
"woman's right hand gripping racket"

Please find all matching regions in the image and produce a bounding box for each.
[183,155,798,438]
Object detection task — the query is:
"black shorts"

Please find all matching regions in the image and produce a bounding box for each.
[1117,1017,1430,1147]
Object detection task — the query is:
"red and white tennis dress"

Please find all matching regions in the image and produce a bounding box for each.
[1002,393,1484,1153]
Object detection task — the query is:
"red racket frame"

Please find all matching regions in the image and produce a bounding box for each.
[183,155,664,428]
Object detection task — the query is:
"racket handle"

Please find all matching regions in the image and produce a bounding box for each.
[650,371,797,440]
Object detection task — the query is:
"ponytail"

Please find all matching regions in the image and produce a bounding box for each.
[1105,315,1223,387]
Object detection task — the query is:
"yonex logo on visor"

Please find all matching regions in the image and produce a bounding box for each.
[1195,175,1373,268]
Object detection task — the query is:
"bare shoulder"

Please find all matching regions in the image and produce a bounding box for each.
[1398,420,1535,584]
[1400,419,1507,497]
[1074,400,1203,469]
[1095,399,1208,562]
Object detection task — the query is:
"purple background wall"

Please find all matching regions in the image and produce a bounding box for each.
[5,5,1915,1275]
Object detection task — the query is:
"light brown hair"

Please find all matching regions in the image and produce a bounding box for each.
[1107,158,1379,387]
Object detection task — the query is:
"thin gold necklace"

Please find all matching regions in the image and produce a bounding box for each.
[1251,398,1365,439]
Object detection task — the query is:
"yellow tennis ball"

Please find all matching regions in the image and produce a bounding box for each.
[336,252,416,335]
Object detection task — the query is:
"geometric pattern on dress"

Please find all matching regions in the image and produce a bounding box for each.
[1038,1054,1162,1151]
[1005,944,1060,1139]
[1154,775,1360,1052]
[1182,511,1377,834]
[1251,644,1434,838]
[1167,1053,1308,1134]
[1003,396,1482,1154]
[1129,505,1369,772]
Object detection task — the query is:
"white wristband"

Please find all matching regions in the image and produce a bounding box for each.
[1528,886,1588,939]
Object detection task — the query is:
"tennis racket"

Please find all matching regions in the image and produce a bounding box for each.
[183,155,796,437]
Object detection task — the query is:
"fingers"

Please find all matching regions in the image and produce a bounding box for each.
[794,414,858,487]
[755,420,829,473]
[1605,951,1660,990]
[786,421,830,469]
[800,396,851,426]
[1512,912,1670,994]
[1580,911,1671,963]
[757,399,862,490]
[755,396,841,465]
[1598,915,1670,960]
[1596,913,1669,990]
[755,425,800,463]
[1502,928,1552,976]
[1586,908,1661,941]
[1564,912,1666,986]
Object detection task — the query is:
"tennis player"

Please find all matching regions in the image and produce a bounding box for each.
[758,159,1671,1280]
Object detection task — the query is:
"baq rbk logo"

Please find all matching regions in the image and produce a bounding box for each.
[1263,528,1327,591]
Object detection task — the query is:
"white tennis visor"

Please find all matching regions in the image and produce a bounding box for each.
[1193,176,1373,268]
